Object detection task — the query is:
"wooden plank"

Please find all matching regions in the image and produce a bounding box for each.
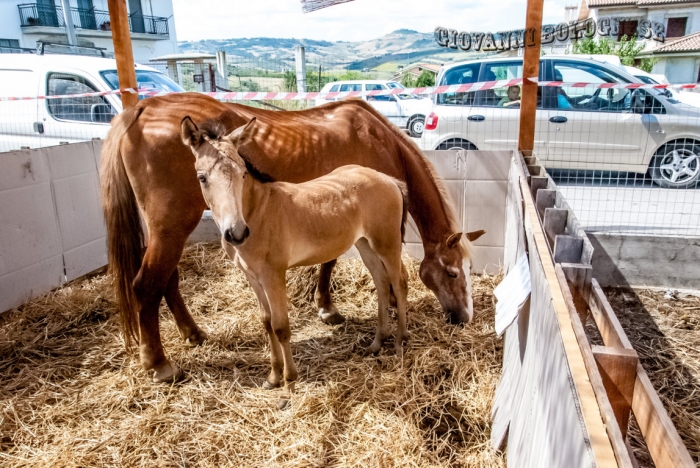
[561,263,592,324]
[633,366,696,468]
[543,207,568,247]
[592,345,639,439]
[535,188,556,219]
[530,175,548,200]
[527,164,542,176]
[587,278,695,467]
[555,265,634,468]
[107,0,138,109]
[588,278,633,349]
[553,235,584,264]
[520,174,618,467]
[518,0,544,152]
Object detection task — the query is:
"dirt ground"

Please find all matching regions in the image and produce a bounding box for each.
[0,243,505,468]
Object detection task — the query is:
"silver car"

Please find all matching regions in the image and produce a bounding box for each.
[419,55,700,188]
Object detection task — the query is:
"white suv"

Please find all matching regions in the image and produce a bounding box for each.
[0,53,183,153]
[316,80,432,137]
[420,56,700,188]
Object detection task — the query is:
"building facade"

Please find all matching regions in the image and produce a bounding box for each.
[579,0,700,82]
[0,0,179,61]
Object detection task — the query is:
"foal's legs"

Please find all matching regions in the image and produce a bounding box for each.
[240,268,284,389]
[355,238,392,355]
[261,271,298,409]
[377,248,408,358]
[314,260,346,325]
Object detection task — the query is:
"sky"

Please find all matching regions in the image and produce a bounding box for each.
[171,0,583,43]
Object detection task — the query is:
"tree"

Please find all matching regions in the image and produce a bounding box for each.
[415,70,435,87]
[400,73,417,88]
[570,35,657,72]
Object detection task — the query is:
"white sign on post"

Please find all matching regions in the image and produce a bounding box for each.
[493,253,531,336]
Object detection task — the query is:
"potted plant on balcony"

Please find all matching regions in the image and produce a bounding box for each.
[100,21,110,31]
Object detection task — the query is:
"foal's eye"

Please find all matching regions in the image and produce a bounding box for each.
[447,270,458,279]
[197,174,207,184]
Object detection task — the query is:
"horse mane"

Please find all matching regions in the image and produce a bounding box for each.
[346,99,472,256]
[199,118,276,183]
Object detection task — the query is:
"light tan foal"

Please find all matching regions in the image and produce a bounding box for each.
[181,117,409,409]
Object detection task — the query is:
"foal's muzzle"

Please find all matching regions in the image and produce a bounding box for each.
[224,222,250,246]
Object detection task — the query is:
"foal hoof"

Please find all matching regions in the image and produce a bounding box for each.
[152,361,183,384]
[318,308,345,325]
[263,380,281,390]
[185,327,209,346]
[277,398,291,410]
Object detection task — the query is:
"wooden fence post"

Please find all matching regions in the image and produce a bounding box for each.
[518,0,544,154]
[107,0,138,109]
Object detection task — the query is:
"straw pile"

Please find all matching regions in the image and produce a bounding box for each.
[0,243,505,467]
[603,288,700,467]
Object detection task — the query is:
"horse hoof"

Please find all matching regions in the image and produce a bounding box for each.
[395,344,404,360]
[277,398,291,410]
[152,361,183,384]
[318,308,345,325]
[185,328,209,346]
[362,344,381,357]
[263,380,281,390]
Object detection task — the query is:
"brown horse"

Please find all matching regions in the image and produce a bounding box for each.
[182,116,409,407]
[101,93,484,382]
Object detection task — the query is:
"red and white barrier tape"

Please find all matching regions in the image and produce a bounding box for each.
[1,78,697,102]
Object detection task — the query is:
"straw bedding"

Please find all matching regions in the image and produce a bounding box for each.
[602,288,700,467]
[0,243,505,467]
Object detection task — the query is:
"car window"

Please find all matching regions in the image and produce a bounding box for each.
[368,95,396,102]
[477,62,523,107]
[100,70,184,94]
[437,62,480,106]
[386,82,404,89]
[548,61,633,113]
[46,72,114,123]
[339,83,361,92]
[329,84,339,92]
[365,84,386,91]
[635,75,658,85]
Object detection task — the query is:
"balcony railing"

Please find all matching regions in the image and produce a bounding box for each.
[18,3,169,36]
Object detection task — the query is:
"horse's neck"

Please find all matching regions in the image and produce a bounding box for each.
[401,149,454,245]
[241,175,272,225]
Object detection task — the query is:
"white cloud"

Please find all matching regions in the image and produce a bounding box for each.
[172,0,581,42]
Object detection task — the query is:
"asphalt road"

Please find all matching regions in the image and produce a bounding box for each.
[550,170,700,237]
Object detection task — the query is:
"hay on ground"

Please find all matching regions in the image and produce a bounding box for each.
[602,288,700,467]
[0,243,505,467]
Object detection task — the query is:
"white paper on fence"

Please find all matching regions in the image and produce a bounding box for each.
[493,253,531,336]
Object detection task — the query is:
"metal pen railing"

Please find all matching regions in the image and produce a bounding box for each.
[18,3,168,36]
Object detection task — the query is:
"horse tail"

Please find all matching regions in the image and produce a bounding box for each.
[100,105,144,350]
[394,179,409,243]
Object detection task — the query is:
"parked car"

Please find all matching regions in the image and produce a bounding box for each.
[625,65,700,109]
[0,53,183,153]
[315,80,432,137]
[420,56,700,188]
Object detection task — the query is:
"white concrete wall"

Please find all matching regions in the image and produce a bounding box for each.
[654,56,699,83]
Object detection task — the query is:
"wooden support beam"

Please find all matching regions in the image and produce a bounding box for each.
[543,207,568,247]
[535,188,556,219]
[592,345,639,439]
[529,175,548,200]
[555,265,636,468]
[107,0,138,109]
[561,263,592,324]
[553,235,583,264]
[586,278,695,467]
[518,0,544,152]
[527,164,542,176]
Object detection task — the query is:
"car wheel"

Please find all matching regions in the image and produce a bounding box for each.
[436,138,478,151]
[649,141,700,188]
[408,116,425,138]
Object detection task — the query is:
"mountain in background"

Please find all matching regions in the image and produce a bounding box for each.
[178,29,482,73]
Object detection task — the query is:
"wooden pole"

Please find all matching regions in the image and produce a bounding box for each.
[107,0,138,109]
[518,0,544,155]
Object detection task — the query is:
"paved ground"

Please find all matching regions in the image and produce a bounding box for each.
[551,171,700,237]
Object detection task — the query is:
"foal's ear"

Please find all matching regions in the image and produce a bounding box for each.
[446,232,463,249]
[466,230,486,242]
[180,116,202,148]
[227,117,257,145]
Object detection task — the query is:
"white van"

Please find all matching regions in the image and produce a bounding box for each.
[315,80,432,137]
[0,53,183,153]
